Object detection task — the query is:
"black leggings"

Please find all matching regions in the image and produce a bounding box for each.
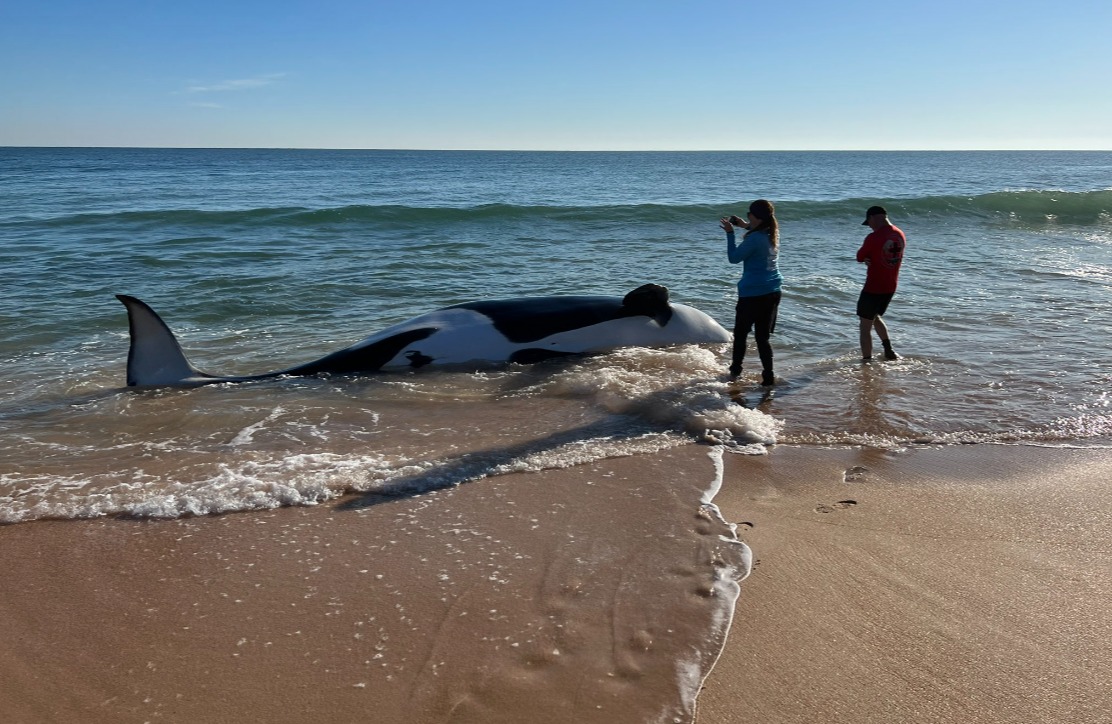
[732,291,781,372]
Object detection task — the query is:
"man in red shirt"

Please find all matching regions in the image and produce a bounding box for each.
[856,205,905,361]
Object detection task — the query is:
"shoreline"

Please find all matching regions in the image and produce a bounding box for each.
[2,442,1110,722]
[0,446,743,723]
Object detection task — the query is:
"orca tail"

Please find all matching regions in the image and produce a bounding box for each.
[116,295,215,386]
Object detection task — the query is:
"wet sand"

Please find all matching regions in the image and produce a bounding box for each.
[2,444,1110,723]
[0,446,745,724]
[700,444,1112,724]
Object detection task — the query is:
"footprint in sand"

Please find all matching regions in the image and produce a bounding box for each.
[814,499,857,514]
[843,465,868,483]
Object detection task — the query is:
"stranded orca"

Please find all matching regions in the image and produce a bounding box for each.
[116,283,731,387]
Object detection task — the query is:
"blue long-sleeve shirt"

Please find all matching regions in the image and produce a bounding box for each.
[727,229,783,297]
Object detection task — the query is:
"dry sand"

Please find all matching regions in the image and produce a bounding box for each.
[2,443,1110,723]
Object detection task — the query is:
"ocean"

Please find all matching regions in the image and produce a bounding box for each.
[2,148,1112,525]
[5,147,1112,722]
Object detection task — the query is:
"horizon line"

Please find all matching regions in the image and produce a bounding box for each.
[4,145,1111,153]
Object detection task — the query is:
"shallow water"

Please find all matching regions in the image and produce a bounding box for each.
[3,148,1112,522]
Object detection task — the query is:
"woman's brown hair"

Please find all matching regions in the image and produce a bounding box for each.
[745,199,779,248]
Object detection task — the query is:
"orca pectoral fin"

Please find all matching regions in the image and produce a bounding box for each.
[116,295,216,386]
[283,327,438,376]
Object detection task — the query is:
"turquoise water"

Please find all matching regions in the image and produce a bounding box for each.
[2,148,1112,522]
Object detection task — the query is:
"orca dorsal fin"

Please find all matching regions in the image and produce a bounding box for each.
[116,295,214,386]
[620,283,673,326]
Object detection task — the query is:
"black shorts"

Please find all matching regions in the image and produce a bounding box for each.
[856,291,894,320]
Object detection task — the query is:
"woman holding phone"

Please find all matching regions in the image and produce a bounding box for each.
[719,199,782,385]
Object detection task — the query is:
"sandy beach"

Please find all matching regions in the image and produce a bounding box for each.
[2,443,1110,723]
[700,444,1112,724]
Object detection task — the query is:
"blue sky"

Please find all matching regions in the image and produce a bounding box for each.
[2,0,1109,150]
